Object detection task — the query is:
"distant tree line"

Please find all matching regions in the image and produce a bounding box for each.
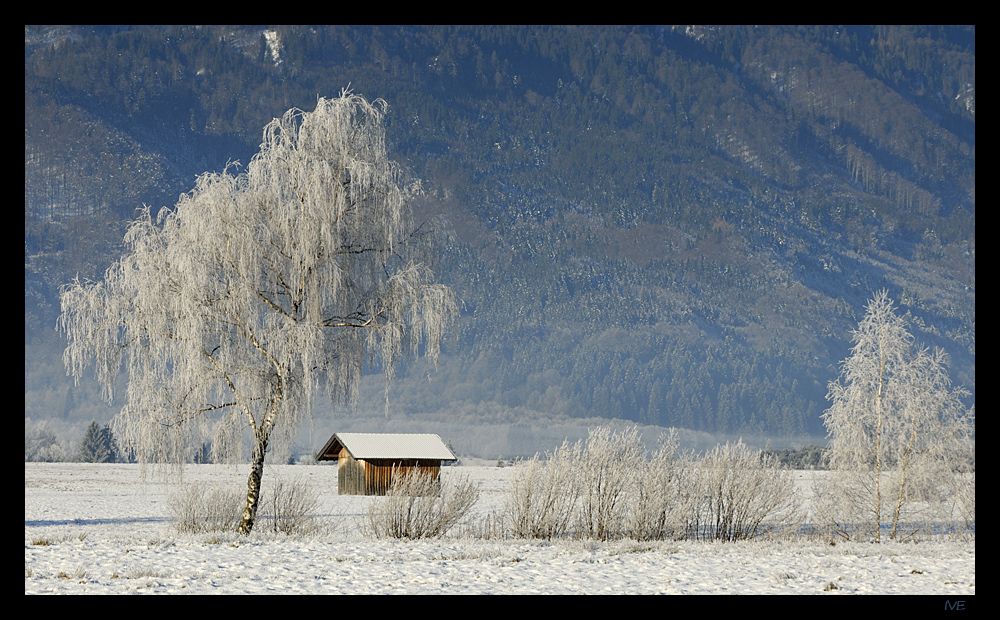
[762,445,830,470]
[26,419,130,463]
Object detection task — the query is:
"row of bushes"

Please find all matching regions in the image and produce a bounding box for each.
[170,477,324,536]
[166,427,974,542]
[368,427,974,542]
[501,428,798,542]
[368,427,799,542]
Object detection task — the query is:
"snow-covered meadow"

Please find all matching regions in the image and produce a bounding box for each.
[25,462,974,595]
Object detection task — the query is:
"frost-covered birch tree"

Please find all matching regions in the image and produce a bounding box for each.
[58,91,458,535]
[821,290,973,541]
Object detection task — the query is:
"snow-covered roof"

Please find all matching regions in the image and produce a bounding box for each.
[315,433,456,462]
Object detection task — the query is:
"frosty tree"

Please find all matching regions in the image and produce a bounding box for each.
[822,290,973,541]
[58,91,458,535]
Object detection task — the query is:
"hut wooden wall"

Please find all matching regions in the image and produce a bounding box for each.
[337,450,442,495]
[363,460,441,496]
[337,450,368,495]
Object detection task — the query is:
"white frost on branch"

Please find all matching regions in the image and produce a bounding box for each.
[58,91,458,534]
[820,290,973,541]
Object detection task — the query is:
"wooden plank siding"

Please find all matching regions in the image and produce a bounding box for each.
[337,448,442,495]
[337,448,367,496]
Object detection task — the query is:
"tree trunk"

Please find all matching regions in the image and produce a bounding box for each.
[890,423,918,540]
[873,349,886,543]
[237,432,269,535]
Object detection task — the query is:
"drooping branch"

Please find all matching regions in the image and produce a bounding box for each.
[59,91,457,536]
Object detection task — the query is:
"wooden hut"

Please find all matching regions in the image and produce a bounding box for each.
[314,433,457,495]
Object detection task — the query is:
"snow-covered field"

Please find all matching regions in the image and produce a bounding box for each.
[25,462,975,595]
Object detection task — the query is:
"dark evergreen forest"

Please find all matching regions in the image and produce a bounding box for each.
[25,26,974,449]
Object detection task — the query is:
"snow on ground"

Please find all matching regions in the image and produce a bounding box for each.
[25,462,975,595]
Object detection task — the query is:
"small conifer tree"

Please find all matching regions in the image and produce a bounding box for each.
[78,420,111,463]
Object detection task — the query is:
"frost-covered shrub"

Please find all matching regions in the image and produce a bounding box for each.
[260,477,322,536]
[575,426,644,540]
[625,430,695,542]
[687,440,798,542]
[955,472,975,539]
[169,482,244,534]
[499,439,581,539]
[493,429,800,543]
[170,476,322,535]
[363,469,480,539]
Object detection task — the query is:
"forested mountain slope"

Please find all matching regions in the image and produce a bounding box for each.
[25,26,974,443]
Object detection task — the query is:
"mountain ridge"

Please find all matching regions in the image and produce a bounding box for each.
[25,25,974,446]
